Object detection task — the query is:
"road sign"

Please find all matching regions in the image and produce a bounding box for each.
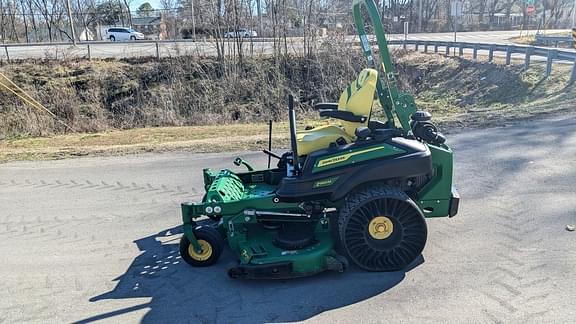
[527,5,535,16]
[451,1,463,17]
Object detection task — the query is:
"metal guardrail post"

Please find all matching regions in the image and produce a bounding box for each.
[488,46,494,62]
[571,57,576,83]
[4,46,9,63]
[434,44,439,53]
[505,46,512,65]
[415,42,419,51]
[87,44,91,60]
[424,44,428,53]
[403,40,407,50]
[473,44,478,60]
[155,42,160,60]
[458,43,464,57]
[546,50,557,77]
[525,47,533,69]
[445,45,450,56]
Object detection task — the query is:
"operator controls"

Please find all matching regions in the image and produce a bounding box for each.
[234,157,254,171]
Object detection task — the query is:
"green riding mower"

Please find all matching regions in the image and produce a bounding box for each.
[179,0,459,279]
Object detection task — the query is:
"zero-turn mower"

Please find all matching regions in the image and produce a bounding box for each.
[179,0,459,279]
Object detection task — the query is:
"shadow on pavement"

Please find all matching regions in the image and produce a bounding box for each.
[75,225,420,323]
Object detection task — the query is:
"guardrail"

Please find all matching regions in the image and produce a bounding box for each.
[390,40,576,83]
[535,34,573,47]
[0,38,298,61]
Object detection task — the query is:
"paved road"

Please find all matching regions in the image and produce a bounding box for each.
[396,29,569,44]
[1,114,575,323]
[0,30,568,60]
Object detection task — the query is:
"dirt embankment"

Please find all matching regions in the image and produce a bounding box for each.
[0,50,574,139]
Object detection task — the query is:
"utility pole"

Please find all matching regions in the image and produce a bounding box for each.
[191,0,196,40]
[256,0,263,36]
[418,0,422,32]
[65,0,76,45]
[451,1,462,55]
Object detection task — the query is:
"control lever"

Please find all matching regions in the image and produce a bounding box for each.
[233,157,254,171]
[262,149,282,160]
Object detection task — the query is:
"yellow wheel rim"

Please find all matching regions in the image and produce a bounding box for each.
[187,239,213,261]
[368,216,394,240]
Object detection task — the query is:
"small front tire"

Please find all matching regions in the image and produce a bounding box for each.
[180,226,224,267]
[109,36,115,41]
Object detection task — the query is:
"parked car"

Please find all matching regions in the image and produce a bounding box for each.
[107,27,145,41]
[224,29,257,38]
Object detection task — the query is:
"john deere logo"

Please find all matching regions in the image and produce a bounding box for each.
[318,155,348,167]
[313,176,339,188]
[317,147,384,168]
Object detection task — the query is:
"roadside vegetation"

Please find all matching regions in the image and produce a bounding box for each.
[1,43,575,162]
[509,31,572,47]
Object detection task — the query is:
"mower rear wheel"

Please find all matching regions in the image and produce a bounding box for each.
[338,185,427,271]
[180,226,224,267]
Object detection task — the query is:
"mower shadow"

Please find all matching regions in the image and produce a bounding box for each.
[77,224,421,323]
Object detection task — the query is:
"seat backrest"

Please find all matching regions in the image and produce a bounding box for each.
[337,68,378,137]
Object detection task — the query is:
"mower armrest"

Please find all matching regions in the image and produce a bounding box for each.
[319,110,367,123]
[314,102,339,111]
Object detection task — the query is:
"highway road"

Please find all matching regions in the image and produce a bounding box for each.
[390,29,570,44]
[0,114,575,323]
[0,29,569,60]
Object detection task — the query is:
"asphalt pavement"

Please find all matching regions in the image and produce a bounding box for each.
[0,114,575,323]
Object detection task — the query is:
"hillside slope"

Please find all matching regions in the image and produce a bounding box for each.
[0,50,574,139]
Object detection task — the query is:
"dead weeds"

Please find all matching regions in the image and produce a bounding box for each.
[1,51,575,162]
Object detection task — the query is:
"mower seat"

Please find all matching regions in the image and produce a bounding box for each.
[297,69,378,156]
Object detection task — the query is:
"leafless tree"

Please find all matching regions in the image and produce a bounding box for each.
[32,0,68,42]
[545,0,572,27]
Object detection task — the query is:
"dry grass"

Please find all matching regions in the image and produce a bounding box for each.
[0,122,287,162]
[510,31,571,46]
[2,51,576,163]
[0,120,349,162]
[509,35,537,45]
[0,43,362,139]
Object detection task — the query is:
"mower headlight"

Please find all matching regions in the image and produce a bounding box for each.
[214,206,222,213]
[205,206,214,214]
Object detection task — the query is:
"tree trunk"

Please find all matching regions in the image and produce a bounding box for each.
[27,0,38,41]
[21,0,30,43]
[77,0,89,40]
[123,0,132,26]
[0,0,6,43]
[8,1,20,42]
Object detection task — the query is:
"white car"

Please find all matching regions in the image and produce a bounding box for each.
[107,27,145,41]
[224,29,257,38]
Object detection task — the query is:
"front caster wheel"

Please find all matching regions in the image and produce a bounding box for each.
[180,226,224,267]
[338,185,427,271]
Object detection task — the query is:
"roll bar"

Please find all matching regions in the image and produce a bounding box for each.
[352,0,417,134]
